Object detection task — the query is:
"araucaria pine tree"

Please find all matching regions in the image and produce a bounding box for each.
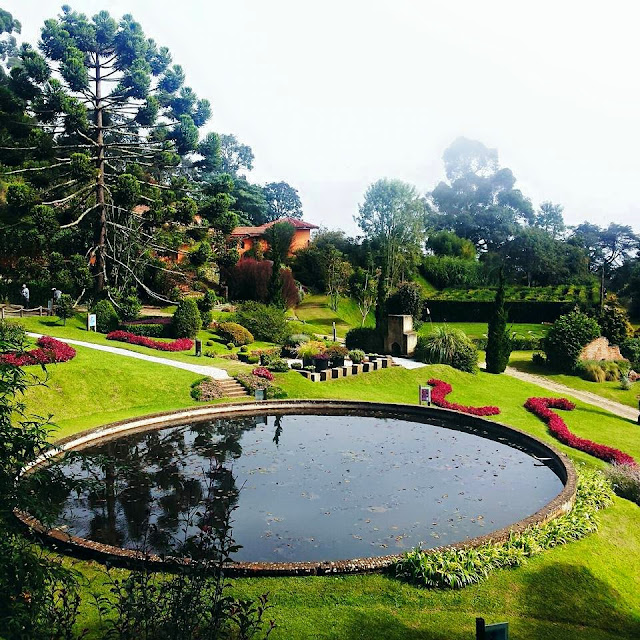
[486,272,511,373]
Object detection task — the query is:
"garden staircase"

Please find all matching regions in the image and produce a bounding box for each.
[219,378,250,398]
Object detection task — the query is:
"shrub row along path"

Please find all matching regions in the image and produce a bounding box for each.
[502,365,637,421]
[27,333,230,380]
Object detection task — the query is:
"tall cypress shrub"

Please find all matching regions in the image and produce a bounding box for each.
[486,274,511,373]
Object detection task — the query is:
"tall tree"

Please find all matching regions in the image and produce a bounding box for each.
[534,201,565,238]
[349,266,379,326]
[218,133,253,176]
[2,7,211,295]
[263,180,303,221]
[485,271,511,373]
[430,137,534,251]
[325,246,352,312]
[355,178,425,295]
[263,221,295,306]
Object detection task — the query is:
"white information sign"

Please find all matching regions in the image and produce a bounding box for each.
[87,313,97,331]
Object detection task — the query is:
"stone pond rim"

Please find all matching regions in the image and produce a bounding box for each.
[17,400,577,577]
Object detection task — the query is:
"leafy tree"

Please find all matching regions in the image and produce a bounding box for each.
[231,176,268,225]
[263,181,303,221]
[426,230,476,259]
[386,281,424,322]
[0,8,21,72]
[355,178,425,326]
[485,273,511,373]
[544,310,601,372]
[56,292,74,325]
[172,297,201,338]
[2,7,211,295]
[218,133,254,176]
[429,137,534,251]
[534,201,565,238]
[592,304,633,346]
[325,246,352,312]
[349,266,379,326]
[264,221,295,306]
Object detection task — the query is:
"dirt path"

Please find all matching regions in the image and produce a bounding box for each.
[503,366,638,421]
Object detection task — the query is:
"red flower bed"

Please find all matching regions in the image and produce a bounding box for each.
[252,367,274,381]
[427,379,501,416]
[0,336,76,366]
[524,397,636,466]
[106,330,193,352]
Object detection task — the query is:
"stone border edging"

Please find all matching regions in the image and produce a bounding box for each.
[18,400,577,576]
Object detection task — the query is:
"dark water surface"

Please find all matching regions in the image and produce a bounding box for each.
[51,413,563,562]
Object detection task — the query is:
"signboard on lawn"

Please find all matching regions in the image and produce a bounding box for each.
[419,385,431,406]
[87,313,97,331]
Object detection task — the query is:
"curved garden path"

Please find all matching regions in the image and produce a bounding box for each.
[27,333,230,380]
[503,365,637,421]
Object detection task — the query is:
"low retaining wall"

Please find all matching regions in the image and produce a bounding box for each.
[18,400,577,576]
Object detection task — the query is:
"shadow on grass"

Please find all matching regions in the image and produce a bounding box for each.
[518,563,640,638]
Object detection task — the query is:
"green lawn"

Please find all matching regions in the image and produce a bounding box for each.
[14,335,640,638]
[509,351,640,410]
[418,321,547,340]
[291,294,374,338]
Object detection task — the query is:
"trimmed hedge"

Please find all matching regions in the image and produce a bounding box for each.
[345,327,383,353]
[218,322,254,346]
[422,300,573,323]
[120,322,167,338]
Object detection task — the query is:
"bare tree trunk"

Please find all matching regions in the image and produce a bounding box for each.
[95,54,107,294]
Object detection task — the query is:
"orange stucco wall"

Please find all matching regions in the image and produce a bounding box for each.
[236,229,311,257]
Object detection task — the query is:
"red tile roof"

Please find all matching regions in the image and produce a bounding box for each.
[230,217,319,237]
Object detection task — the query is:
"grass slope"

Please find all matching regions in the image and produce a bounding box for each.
[13,340,640,639]
[292,294,373,338]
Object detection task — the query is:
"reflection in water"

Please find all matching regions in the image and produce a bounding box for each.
[52,414,564,563]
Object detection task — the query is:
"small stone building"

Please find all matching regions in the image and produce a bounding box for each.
[385,315,417,357]
[579,337,627,362]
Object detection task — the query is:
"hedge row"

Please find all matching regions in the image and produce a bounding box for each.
[423,300,573,323]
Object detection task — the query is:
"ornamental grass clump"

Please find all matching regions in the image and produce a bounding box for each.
[415,326,478,373]
[395,467,613,589]
[604,464,640,506]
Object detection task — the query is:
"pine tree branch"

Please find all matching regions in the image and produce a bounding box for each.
[42,184,92,206]
[1,160,70,175]
[59,203,100,228]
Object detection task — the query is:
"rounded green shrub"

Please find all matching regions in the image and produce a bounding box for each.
[593,304,633,346]
[92,299,119,334]
[117,294,141,321]
[348,349,365,364]
[171,298,202,338]
[415,326,478,373]
[218,322,254,346]
[234,302,290,344]
[620,337,640,369]
[345,327,383,353]
[544,310,600,372]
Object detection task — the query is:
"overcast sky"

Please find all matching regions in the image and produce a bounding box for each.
[5,0,639,235]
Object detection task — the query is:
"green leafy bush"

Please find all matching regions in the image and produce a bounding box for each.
[396,467,613,588]
[117,294,141,321]
[0,320,25,346]
[197,289,217,313]
[592,304,633,346]
[266,357,289,372]
[415,326,478,373]
[386,282,424,321]
[234,301,290,343]
[120,322,167,337]
[218,322,254,346]
[348,349,365,363]
[345,327,383,353]
[171,298,202,338]
[544,310,600,372]
[200,310,213,328]
[420,255,482,289]
[620,338,640,368]
[92,299,119,333]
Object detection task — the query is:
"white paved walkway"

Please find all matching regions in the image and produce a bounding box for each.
[28,333,230,380]
[392,356,427,370]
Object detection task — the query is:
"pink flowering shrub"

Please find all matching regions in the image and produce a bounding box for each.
[252,367,274,381]
[524,397,636,466]
[0,336,76,366]
[427,379,501,416]
[106,330,193,352]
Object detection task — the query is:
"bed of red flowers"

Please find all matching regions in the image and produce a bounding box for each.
[0,336,76,366]
[427,379,501,416]
[106,330,193,352]
[524,396,636,466]
[252,367,274,381]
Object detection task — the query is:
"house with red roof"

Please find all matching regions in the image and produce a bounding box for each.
[230,217,319,257]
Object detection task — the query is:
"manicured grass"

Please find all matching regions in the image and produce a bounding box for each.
[15,342,640,638]
[509,351,640,409]
[292,294,373,338]
[418,321,547,340]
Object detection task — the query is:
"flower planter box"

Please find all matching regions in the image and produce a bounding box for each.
[330,357,345,368]
[362,362,372,373]
[314,357,330,372]
[341,366,352,376]
[351,363,363,375]
[331,367,342,379]
[319,370,330,381]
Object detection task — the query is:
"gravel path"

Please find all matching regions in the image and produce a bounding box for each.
[503,366,637,421]
[28,333,230,380]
